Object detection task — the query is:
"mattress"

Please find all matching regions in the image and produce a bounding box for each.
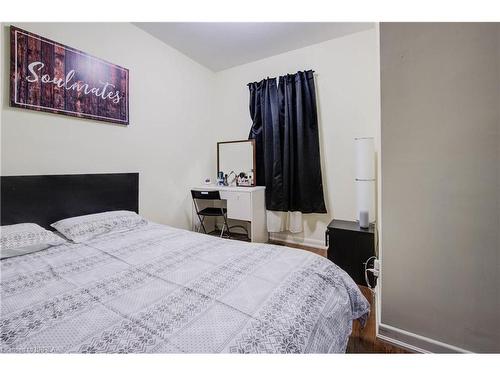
[0,223,369,353]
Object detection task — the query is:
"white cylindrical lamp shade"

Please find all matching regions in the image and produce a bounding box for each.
[355,137,375,180]
[356,180,375,223]
[355,137,375,226]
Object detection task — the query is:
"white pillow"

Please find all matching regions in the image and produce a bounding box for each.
[51,210,147,243]
[0,223,66,259]
[1,243,51,259]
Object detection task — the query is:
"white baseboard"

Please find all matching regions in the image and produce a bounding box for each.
[377,323,472,353]
[269,232,326,249]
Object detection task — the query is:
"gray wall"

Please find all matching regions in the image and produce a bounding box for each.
[380,23,500,352]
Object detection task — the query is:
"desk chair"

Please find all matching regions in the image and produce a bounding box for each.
[191,189,231,238]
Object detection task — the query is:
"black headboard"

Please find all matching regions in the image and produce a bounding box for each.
[1,173,139,230]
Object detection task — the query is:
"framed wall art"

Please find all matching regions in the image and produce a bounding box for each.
[10,26,129,125]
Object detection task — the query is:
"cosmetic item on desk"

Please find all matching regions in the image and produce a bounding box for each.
[226,171,238,186]
[236,172,253,187]
[217,171,224,186]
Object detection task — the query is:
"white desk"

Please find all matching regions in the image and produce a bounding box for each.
[191,185,268,243]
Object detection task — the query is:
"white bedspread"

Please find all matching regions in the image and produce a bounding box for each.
[0,223,369,353]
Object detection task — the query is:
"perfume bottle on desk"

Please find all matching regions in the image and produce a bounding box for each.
[216,171,224,186]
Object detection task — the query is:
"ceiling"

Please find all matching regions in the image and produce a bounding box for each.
[133,22,375,72]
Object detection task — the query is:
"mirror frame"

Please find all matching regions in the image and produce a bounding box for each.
[217,139,256,187]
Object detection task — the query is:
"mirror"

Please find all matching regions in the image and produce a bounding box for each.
[217,140,256,186]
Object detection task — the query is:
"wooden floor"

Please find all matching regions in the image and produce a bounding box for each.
[269,239,410,354]
[346,285,409,353]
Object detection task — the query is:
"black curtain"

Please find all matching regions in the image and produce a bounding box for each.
[248,70,327,214]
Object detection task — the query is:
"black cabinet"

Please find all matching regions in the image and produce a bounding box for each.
[325,219,375,287]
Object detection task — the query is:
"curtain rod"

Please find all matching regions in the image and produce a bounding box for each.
[247,69,315,87]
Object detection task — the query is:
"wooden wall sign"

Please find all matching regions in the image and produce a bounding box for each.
[10,26,129,125]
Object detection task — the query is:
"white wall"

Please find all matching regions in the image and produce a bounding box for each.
[380,23,500,353]
[214,28,381,247]
[1,23,380,248]
[1,23,217,229]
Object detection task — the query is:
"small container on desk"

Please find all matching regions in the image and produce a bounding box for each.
[325,219,375,287]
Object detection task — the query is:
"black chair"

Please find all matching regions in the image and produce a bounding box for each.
[191,190,231,238]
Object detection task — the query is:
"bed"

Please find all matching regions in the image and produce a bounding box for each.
[0,173,369,354]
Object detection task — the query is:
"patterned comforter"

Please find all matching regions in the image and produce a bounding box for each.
[0,223,369,353]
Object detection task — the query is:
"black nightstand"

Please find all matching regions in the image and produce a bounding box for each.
[325,219,375,287]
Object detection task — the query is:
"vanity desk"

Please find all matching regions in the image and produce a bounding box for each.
[191,185,268,243]
[193,139,268,243]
